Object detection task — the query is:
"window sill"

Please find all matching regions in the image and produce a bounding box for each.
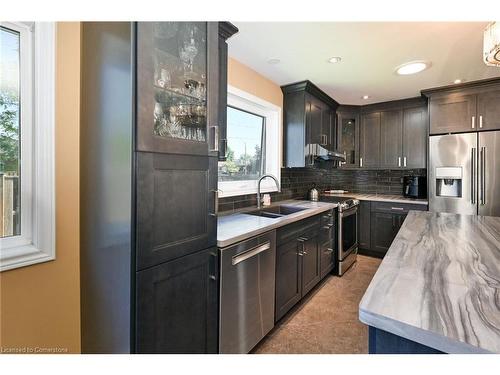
[0,242,55,272]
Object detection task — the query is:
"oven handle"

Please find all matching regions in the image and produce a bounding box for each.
[340,206,358,218]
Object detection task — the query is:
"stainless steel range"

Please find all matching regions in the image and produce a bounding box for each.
[320,195,359,276]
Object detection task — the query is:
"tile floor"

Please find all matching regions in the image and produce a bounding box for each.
[252,255,382,354]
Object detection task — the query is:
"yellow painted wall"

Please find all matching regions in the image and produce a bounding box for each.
[0,22,81,353]
[227,57,283,110]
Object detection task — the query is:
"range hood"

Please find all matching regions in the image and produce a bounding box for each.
[316,151,346,162]
[311,143,346,163]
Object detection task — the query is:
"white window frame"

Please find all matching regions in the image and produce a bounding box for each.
[0,22,55,272]
[218,85,282,198]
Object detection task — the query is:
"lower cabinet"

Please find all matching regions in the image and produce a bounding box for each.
[275,239,303,321]
[370,212,403,256]
[300,232,321,296]
[275,214,328,322]
[358,201,371,250]
[363,201,428,258]
[135,248,218,353]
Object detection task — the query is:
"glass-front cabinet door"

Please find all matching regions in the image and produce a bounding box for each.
[337,111,359,167]
[136,22,219,156]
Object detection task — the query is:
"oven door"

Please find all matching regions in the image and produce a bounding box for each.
[338,206,358,260]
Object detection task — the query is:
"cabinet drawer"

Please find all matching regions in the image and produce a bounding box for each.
[371,201,427,214]
[276,214,321,245]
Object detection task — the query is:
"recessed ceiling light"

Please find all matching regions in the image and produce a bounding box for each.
[328,56,342,63]
[362,95,370,100]
[267,58,280,65]
[395,61,430,75]
[453,79,463,84]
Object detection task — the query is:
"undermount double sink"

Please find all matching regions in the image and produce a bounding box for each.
[245,205,308,219]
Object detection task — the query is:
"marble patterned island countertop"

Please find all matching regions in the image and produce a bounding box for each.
[217,200,337,248]
[322,192,428,205]
[359,210,500,353]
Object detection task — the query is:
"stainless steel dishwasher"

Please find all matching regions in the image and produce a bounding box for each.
[219,230,276,354]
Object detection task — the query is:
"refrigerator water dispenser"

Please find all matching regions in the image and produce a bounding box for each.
[435,167,462,198]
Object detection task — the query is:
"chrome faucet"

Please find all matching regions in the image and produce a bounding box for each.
[257,174,280,209]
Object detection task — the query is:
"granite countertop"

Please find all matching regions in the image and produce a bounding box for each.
[322,192,428,205]
[217,200,337,248]
[359,210,500,353]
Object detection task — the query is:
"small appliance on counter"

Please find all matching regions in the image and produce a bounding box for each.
[308,185,319,201]
[403,176,427,199]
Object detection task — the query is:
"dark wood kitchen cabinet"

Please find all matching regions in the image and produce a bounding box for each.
[136,248,218,353]
[300,232,321,296]
[135,152,217,270]
[281,80,339,167]
[275,239,303,321]
[423,79,500,135]
[402,106,427,169]
[136,22,220,157]
[379,110,403,169]
[275,214,324,321]
[358,201,371,250]
[427,93,476,135]
[359,112,381,168]
[370,212,402,256]
[357,98,427,170]
[476,88,500,131]
[337,107,360,168]
[368,201,428,257]
[80,22,237,354]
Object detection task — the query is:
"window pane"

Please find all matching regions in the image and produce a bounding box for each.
[0,26,21,238]
[218,106,264,182]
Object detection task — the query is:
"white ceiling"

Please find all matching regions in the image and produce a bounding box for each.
[228,22,500,105]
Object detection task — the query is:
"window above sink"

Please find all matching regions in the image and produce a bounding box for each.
[217,85,281,198]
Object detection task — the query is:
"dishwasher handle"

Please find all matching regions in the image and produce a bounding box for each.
[232,241,271,266]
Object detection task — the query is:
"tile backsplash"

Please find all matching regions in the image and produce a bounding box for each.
[218,167,426,213]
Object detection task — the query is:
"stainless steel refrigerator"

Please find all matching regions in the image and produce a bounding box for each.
[429,131,500,216]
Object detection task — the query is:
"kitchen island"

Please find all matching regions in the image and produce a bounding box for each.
[359,210,500,354]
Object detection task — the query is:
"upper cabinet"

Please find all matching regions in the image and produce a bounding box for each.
[337,107,360,168]
[136,22,223,157]
[358,98,427,170]
[359,112,381,168]
[423,79,500,135]
[282,80,339,168]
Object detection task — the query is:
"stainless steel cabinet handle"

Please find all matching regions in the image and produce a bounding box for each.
[391,207,404,211]
[360,157,363,167]
[480,147,486,205]
[403,156,407,167]
[221,139,227,158]
[472,116,475,129]
[471,148,476,204]
[209,189,222,217]
[326,248,334,253]
[398,157,401,167]
[210,125,219,152]
[232,241,271,266]
[479,115,483,129]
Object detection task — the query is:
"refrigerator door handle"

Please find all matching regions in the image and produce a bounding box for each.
[480,147,486,205]
[471,148,476,204]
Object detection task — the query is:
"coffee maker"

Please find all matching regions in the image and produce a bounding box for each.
[403,176,427,199]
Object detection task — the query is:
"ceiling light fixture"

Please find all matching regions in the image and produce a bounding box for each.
[328,56,342,63]
[267,58,280,65]
[362,95,370,100]
[395,61,430,75]
[484,21,500,66]
[453,79,463,84]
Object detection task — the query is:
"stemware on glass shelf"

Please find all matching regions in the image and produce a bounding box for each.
[151,22,207,142]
